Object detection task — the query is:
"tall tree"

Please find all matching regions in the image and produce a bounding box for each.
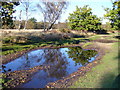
[68,5,101,33]
[104,0,120,30]
[37,0,68,31]
[0,1,19,29]
[18,10,22,30]
[20,0,31,30]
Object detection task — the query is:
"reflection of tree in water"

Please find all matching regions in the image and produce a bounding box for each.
[42,48,68,79]
[67,47,97,66]
[19,54,31,70]
[25,54,30,68]
[20,52,43,69]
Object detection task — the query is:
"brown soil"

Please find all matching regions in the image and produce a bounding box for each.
[2,65,50,88]
[92,39,118,43]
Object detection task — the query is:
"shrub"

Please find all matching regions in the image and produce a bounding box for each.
[44,33,62,41]
[59,28,71,33]
[2,38,11,43]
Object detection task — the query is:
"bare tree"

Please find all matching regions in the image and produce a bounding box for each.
[37,0,68,31]
[18,10,22,30]
[20,0,30,30]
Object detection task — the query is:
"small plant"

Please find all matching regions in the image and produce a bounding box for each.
[72,40,80,44]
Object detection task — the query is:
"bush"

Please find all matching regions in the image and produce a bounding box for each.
[95,30,108,34]
[59,28,71,33]
[44,33,62,41]
[114,36,120,39]
[3,38,11,43]
[73,35,85,38]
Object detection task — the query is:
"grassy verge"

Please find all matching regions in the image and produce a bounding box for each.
[88,35,101,40]
[69,42,119,88]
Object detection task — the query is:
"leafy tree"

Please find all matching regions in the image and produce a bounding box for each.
[37,0,68,31]
[14,18,37,29]
[102,22,111,31]
[0,1,19,29]
[26,20,35,29]
[26,18,37,29]
[104,0,120,30]
[36,22,44,29]
[29,17,37,23]
[68,5,101,33]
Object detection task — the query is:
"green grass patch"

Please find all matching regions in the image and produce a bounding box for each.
[82,42,93,48]
[1,44,35,55]
[69,42,119,88]
[88,35,101,40]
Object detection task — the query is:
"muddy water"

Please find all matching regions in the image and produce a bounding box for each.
[2,46,98,88]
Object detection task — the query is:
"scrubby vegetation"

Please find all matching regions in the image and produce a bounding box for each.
[2,29,119,56]
[1,30,89,55]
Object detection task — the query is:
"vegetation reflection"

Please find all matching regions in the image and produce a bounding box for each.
[42,48,68,79]
[67,47,97,66]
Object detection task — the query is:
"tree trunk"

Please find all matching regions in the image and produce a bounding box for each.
[18,21,21,31]
[24,8,28,30]
[47,17,58,31]
[46,5,64,31]
[24,20,27,30]
[47,23,54,30]
[84,30,88,35]
[18,10,22,31]
[43,15,46,32]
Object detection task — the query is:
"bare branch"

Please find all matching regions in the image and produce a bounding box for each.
[37,0,68,31]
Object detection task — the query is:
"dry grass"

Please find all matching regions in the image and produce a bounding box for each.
[93,42,113,50]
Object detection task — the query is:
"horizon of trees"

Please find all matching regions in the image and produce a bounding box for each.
[0,0,119,31]
[14,17,68,29]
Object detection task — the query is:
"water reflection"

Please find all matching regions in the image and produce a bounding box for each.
[17,46,98,88]
[67,47,97,66]
[2,50,46,72]
[2,47,97,73]
[42,48,68,79]
[2,46,98,88]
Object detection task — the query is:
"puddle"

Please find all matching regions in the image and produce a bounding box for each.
[2,46,98,88]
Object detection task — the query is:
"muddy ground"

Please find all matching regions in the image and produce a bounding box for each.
[1,40,115,88]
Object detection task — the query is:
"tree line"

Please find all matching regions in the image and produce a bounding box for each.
[14,18,68,29]
[0,0,120,32]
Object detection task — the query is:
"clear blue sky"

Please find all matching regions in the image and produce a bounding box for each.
[13,0,115,24]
